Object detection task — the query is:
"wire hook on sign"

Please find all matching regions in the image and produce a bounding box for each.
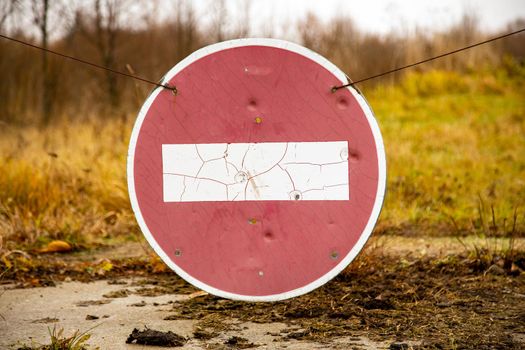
[331,27,525,92]
[0,33,178,94]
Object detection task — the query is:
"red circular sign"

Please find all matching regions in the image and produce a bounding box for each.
[128,39,386,301]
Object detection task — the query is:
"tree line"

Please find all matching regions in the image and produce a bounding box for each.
[0,0,523,125]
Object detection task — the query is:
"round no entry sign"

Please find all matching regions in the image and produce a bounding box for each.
[128,39,386,301]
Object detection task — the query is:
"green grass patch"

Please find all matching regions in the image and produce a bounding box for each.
[370,67,525,236]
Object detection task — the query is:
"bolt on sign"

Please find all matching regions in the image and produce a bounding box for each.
[128,39,386,301]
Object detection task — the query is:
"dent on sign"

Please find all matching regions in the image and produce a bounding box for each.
[127,38,386,301]
[162,141,350,202]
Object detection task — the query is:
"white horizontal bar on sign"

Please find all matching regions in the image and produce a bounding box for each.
[162,141,349,202]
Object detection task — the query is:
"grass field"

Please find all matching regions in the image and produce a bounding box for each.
[0,65,524,251]
[374,65,525,236]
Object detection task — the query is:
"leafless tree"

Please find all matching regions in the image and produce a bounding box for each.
[298,13,323,52]
[0,0,21,32]
[502,18,525,62]
[30,0,56,125]
[171,0,198,62]
[235,0,251,38]
[210,0,228,42]
[92,0,126,111]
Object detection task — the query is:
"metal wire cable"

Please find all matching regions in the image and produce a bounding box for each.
[1,28,524,94]
[332,27,525,91]
[0,33,177,94]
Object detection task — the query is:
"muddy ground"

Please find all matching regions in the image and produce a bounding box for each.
[1,236,524,349]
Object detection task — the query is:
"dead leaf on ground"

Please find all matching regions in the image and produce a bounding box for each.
[1,250,31,268]
[188,291,209,299]
[126,328,186,346]
[38,240,72,254]
[31,317,59,324]
[76,299,112,307]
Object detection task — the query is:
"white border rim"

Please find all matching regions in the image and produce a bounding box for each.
[127,38,387,302]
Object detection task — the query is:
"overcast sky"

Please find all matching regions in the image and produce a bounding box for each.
[183,0,525,37]
[7,0,525,42]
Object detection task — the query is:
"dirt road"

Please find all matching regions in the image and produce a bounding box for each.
[1,236,524,349]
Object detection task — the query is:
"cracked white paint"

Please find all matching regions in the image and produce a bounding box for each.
[162,141,349,202]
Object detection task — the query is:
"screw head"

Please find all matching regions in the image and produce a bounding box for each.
[235,171,248,183]
[340,148,349,161]
[289,190,302,200]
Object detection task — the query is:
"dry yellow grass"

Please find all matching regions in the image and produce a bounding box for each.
[0,116,137,249]
[0,66,524,250]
